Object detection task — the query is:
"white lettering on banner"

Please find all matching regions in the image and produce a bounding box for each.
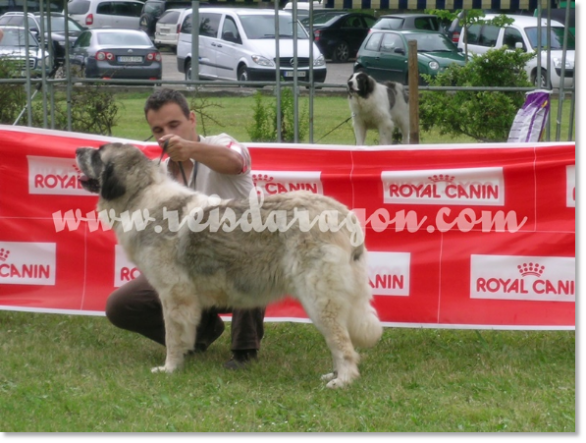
[0,241,56,285]
[367,251,410,296]
[114,245,140,287]
[381,167,504,206]
[470,255,575,302]
[252,171,323,195]
[566,166,575,208]
[27,156,93,196]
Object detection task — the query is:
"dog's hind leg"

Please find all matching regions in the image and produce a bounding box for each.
[152,288,202,374]
[295,281,360,388]
[378,121,395,146]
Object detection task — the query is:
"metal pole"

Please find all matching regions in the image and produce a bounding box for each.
[275,0,282,142]
[407,40,419,144]
[292,0,299,143]
[39,0,48,128]
[191,1,199,84]
[555,0,572,141]
[308,0,314,143]
[23,0,32,126]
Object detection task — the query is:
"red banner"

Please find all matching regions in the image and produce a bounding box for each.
[0,126,575,329]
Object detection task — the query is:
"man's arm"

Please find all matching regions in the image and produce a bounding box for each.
[159,134,246,175]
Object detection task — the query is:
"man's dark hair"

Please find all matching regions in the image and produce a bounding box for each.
[144,88,190,118]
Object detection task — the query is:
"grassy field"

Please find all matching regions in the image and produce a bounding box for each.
[0,311,575,432]
[1,89,576,433]
[107,89,575,145]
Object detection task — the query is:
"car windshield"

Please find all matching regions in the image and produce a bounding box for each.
[97,32,152,46]
[375,17,404,29]
[301,12,345,26]
[0,28,39,47]
[239,14,308,39]
[408,33,456,52]
[38,16,85,33]
[525,26,575,50]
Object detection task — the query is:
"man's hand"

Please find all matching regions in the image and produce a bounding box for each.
[158,134,193,162]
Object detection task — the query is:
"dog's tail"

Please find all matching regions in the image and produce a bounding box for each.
[347,250,383,349]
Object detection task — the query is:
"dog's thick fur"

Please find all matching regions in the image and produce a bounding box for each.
[347,71,410,145]
[76,143,382,388]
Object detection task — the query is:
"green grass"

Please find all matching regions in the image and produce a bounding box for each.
[108,90,575,144]
[0,311,575,432]
[1,90,575,432]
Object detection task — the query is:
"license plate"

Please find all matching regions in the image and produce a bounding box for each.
[118,56,142,63]
[284,71,306,78]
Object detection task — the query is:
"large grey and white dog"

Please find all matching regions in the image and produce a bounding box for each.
[347,71,410,145]
[75,143,382,388]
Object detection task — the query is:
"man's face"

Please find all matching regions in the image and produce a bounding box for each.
[146,102,196,143]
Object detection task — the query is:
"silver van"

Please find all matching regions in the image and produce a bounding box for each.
[67,0,144,29]
[176,7,327,83]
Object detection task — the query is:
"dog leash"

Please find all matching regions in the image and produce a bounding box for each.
[158,138,189,186]
[315,116,352,143]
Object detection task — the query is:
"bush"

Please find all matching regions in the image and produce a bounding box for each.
[419,47,535,142]
[0,60,119,135]
[247,88,308,142]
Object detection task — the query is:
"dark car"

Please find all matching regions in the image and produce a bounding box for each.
[139,0,191,39]
[0,26,52,77]
[354,29,468,85]
[302,11,376,63]
[0,11,86,65]
[69,28,162,80]
[371,13,446,33]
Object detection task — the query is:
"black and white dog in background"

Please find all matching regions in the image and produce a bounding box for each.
[347,72,410,145]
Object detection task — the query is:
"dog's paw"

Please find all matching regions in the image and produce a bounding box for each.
[320,372,336,382]
[326,377,349,389]
[151,365,175,374]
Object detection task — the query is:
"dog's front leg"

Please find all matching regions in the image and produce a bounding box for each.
[152,292,202,374]
[353,120,367,146]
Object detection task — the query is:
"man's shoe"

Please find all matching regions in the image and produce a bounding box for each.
[224,349,257,370]
[192,320,225,353]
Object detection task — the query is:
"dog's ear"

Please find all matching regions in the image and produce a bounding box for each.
[100,162,126,200]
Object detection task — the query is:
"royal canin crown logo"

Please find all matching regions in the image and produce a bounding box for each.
[427,174,455,183]
[252,174,274,187]
[518,262,545,277]
[73,163,83,177]
[0,248,10,262]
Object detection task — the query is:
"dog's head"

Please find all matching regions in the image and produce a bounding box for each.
[76,143,153,201]
[347,72,376,99]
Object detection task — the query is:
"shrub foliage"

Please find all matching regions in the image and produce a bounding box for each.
[419,48,535,142]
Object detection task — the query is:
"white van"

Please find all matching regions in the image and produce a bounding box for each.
[458,14,575,89]
[176,7,327,83]
[67,0,145,29]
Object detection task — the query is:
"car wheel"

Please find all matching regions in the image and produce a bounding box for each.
[238,65,248,83]
[332,42,350,63]
[533,70,550,89]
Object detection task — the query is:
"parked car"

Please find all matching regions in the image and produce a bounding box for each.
[283,1,324,20]
[69,28,162,80]
[354,29,468,85]
[0,26,52,77]
[67,0,145,29]
[302,11,376,63]
[139,0,191,40]
[447,9,532,43]
[0,12,86,65]
[153,8,183,50]
[371,13,446,33]
[458,14,575,88]
[177,7,327,83]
